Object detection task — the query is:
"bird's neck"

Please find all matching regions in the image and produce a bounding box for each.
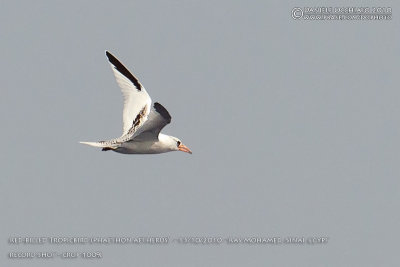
[158,134,176,150]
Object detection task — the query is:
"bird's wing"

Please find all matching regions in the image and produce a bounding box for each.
[131,102,172,141]
[106,51,152,136]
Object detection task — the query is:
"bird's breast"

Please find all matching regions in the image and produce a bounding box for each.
[115,140,170,154]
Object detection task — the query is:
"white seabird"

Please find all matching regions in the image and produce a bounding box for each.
[80,51,192,155]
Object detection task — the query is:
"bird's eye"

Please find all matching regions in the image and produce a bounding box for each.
[177,141,181,147]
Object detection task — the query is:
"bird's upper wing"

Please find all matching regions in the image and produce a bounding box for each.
[131,102,172,141]
[106,51,152,136]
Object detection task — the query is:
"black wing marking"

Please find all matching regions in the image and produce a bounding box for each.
[127,105,148,136]
[105,51,142,91]
[154,102,171,123]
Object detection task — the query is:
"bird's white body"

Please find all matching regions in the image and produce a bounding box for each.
[80,51,191,155]
[115,134,179,154]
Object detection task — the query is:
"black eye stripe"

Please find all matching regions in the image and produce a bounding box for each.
[177,141,181,146]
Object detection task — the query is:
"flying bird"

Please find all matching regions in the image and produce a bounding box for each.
[80,51,192,155]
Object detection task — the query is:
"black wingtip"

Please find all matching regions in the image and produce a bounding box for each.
[105,50,142,91]
[154,102,172,123]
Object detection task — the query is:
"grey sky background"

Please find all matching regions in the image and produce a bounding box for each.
[1,1,399,266]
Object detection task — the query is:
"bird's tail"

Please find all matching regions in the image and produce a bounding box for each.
[79,141,119,151]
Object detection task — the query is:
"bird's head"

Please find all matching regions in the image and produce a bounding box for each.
[170,136,192,154]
